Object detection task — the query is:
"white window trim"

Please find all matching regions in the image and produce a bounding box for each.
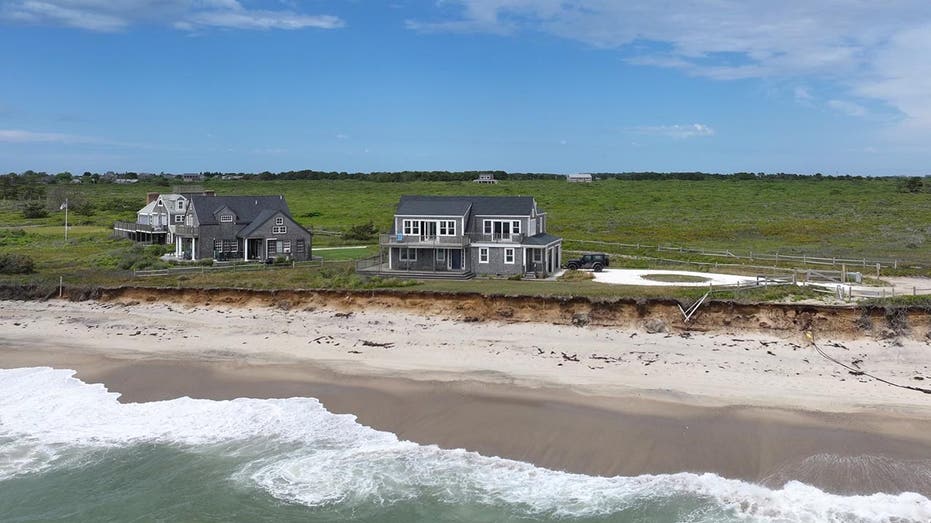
[504,248,515,264]
[439,220,456,236]
[399,247,417,262]
[174,215,183,223]
[282,240,292,253]
[479,247,489,263]
[512,220,520,234]
[272,225,287,234]
[436,249,446,261]
[402,219,420,236]
[220,215,234,223]
[275,217,284,226]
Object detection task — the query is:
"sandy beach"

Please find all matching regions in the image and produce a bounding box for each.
[3,297,931,497]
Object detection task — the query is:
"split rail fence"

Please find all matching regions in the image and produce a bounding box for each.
[565,239,925,271]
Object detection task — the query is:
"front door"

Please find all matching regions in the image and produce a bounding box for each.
[450,249,462,271]
[421,221,437,241]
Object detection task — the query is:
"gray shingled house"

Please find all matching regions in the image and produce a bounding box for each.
[172,195,312,262]
[359,195,561,279]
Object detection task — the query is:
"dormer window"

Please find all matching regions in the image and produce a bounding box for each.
[275,217,284,226]
[177,201,184,211]
[220,215,234,223]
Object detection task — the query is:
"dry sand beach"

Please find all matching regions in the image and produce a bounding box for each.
[3,296,931,500]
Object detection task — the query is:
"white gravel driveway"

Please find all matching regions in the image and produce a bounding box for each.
[592,269,760,287]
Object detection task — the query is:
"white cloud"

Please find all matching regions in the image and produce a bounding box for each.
[410,1,931,131]
[629,124,715,139]
[335,133,350,140]
[1,0,344,32]
[827,99,866,117]
[794,86,813,103]
[0,128,96,143]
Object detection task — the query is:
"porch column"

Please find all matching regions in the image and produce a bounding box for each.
[175,237,181,257]
[191,238,196,261]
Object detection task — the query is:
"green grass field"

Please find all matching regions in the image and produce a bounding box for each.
[1,176,929,299]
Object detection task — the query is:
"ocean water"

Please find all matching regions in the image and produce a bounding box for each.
[1,367,929,523]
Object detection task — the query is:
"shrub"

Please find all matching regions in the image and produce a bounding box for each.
[21,200,48,218]
[342,221,378,241]
[0,253,36,274]
[0,228,29,246]
[558,270,594,281]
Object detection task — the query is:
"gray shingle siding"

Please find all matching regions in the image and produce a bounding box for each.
[178,195,312,261]
[471,245,524,275]
[377,195,562,278]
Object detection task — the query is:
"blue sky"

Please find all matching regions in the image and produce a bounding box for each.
[1,1,930,175]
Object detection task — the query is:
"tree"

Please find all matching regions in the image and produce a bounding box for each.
[55,171,73,183]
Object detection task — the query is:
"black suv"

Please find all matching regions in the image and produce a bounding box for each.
[565,253,609,272]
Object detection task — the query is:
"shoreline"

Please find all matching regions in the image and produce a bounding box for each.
[3,298,931,497]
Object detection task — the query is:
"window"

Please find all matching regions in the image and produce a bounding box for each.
[399,248,417,261]
[479,247,489,263]
[402,219,420,235]
[230,240,238,253]
[436,249,446,262]
[220,215,233,223]
[282,240,292,253]
[186,215,193,226]
[483,220,492,234]
[213,239,222,251]
[272,225,287,234]
[175,215,183,223]
[533,249,543,262]
[177,201,184,210]
[275,217,284,226]
[295,239,305,255]
[504,248,515,264]
[439,220,456,236]
[512,221,520,234]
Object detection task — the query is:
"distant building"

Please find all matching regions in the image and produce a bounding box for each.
[473,173,498,184]
[180,173,204,183]
[567,173,593,183]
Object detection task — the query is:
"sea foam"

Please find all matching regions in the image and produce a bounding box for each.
[1,367,929,522]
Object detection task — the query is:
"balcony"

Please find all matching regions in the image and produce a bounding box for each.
[380,233,470,247]
[113,221,167,233]
[467,232,525,244]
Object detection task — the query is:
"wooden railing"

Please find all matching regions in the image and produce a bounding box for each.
[113,221,165,233]
[379,233,470,247]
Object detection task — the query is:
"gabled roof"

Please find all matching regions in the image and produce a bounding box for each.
[137,193,187,215]
[236,209,277,237]
[395,195,536,217]
[189,195,290,226]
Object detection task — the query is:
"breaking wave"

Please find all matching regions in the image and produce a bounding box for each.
[1,367,929,522]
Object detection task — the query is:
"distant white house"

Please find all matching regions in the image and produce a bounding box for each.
[473,173,498,184]
[567,173,593,183]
